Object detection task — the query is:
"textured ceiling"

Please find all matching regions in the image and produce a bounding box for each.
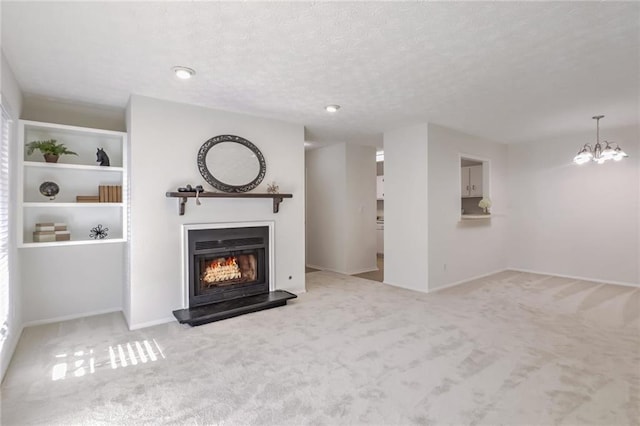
[2,1,639,146]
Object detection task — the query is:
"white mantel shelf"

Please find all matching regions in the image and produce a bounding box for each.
[460,214,492,220]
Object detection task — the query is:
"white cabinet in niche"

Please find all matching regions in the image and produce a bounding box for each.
[461,165,482,198]
[18,120,128,247]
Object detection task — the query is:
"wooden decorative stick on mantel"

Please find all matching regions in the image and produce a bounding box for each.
[165,192,293,215]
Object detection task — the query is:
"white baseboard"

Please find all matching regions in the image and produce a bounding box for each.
[384,267,638,295]
[381,269,508,294]
[306,264,346,274]
[427,269,509,293]
[507,268,639,288]
[347,266,379,275]
[382,280,428,294]
[306,263,343,273]
[22,307,123,328]
[305,263,324,271]
[306,264,378,276]
[128,316,175,331]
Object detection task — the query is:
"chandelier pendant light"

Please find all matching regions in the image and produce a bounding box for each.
[573,115,628,164]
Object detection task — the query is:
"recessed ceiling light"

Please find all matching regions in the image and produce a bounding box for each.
[325,105,341,113]
[173,66,195,80]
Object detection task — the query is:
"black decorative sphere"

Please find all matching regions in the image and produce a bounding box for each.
[39,181,60,200]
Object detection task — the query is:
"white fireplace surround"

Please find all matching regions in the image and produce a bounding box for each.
[181,221,276,309]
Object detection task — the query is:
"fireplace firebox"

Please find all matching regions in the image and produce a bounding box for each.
[188,226,269,307]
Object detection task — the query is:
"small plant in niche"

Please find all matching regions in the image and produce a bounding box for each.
[478,197,492,214]
[26,139,78,163]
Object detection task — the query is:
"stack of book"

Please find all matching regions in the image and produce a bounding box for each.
[33,223,70,242]
[76,185,122,203]
[99,185,122,202]
[76,195,100,203]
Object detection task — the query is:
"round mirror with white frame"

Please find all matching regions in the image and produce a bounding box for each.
[197,135,266,193]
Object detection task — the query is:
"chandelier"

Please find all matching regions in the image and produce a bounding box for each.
[573,115,628,164]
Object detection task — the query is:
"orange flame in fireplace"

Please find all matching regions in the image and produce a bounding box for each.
[202,256,241,283]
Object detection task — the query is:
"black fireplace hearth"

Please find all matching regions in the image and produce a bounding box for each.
[173,225,296,326]
[173,290,297,326]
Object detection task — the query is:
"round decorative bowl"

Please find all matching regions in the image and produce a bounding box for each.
[39,181,60,200]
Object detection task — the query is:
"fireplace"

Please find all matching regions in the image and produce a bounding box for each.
[188,225,269,308]
[174,221,297,326]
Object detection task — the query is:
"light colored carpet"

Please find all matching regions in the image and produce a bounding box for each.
[1,270,639,425]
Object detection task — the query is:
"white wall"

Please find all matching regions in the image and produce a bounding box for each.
[383,124,429,292]
[1,51,22,117]
[508,125,639,285]
[305,143,377,275]
[127,95,305,329]
[1,50,23,381]
[428,123,508,290]
[345,144,377,273]
[305,144,347,272]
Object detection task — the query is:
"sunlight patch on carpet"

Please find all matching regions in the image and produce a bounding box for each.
[52,339,165,381]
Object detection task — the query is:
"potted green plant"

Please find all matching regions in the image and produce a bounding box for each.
[26,139,78,163]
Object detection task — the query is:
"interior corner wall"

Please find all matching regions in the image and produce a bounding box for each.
[305,143,377,275]
[507,125,639,286]
[383,123,429,292]
[1,50,23,381]
[127,95,305,329]
[345,144,377,274]
[305,144,347,273]
[427,123,508,291]
[1,51,22,116]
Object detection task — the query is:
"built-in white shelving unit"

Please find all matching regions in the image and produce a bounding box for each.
[24,161,124,172]
[18,120,128,247]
